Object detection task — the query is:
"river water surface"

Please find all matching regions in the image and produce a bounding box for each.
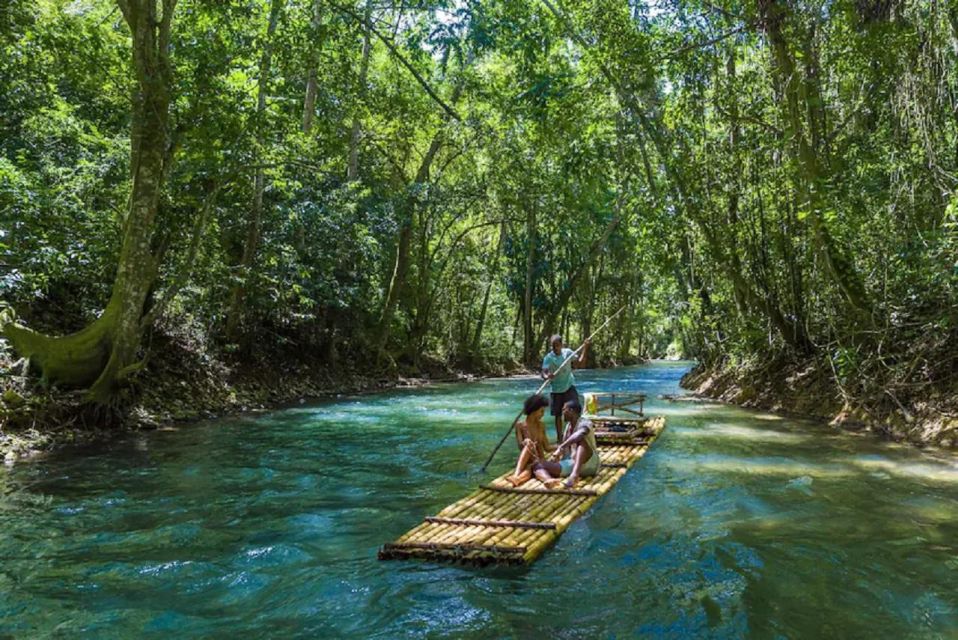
[1,362,957,638]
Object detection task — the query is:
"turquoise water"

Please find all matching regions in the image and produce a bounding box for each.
[1,361,957,638]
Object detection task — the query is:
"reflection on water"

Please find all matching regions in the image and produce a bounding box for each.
[1,361,956,638]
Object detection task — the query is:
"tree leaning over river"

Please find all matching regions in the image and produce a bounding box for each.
[0,0,955,439]
[4,0,178,403]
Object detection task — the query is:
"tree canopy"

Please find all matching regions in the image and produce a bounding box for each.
[1,0,955,417]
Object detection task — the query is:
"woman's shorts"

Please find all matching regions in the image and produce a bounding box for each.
[559,451,599,477]
[550,386,579,417]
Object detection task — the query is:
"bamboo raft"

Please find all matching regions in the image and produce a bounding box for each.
[379,399,664,567]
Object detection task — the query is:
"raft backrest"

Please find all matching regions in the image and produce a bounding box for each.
[585,392,646,417]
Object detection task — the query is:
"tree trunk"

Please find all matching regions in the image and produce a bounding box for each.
[522,203,537,365]
[620,280,638,362]
[535,212,622,351]
[224,0,282,343]
[471,281,493,358]
[347,0,373,181]
[580,262,597,367]
[4,0,176,403]
[375,64,469,361]
[757,0,871,316]
[406,207,431,365]
[724,49,750,317]
[470,223,505,358]
[948,4,958,54]
[377,217,413,360]
[629,84,811,352]
[375,137,441,361]
[302,0,322,134]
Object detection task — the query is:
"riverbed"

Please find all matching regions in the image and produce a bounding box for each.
[1,361,956,637]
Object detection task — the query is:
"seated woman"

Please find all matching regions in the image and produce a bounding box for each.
[533,399,600,489]
[506,394,552,487]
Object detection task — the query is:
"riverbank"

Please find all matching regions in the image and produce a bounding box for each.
[680,358,958,449]
[0,329,529,463]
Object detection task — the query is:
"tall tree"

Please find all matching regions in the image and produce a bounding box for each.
[4,0,178,403]
[302,0,323,134]
[224,0,284,342]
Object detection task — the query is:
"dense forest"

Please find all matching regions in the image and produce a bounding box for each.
[1,0,956,447]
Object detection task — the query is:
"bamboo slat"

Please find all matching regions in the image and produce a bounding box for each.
[480,484,599,497]
[379,415,665,566]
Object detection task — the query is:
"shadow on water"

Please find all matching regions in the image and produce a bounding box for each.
[1,361,957,638]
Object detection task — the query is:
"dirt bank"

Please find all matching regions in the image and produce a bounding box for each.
[0,330,527,464]
[680,358,958,449]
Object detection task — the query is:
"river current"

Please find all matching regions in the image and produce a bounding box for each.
[1,361,956,638]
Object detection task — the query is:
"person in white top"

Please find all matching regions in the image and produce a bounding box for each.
[541,334,590,443]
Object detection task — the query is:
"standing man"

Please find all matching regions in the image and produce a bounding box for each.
[541,334,590,443]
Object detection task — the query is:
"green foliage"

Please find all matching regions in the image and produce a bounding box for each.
[3,0,954,396]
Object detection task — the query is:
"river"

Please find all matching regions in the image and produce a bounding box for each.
[1,361,956,638]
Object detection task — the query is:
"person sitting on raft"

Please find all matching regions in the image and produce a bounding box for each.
[533,399,600,489]
[506,394,553,487]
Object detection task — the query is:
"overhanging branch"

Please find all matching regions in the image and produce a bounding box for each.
[331,2,463,122]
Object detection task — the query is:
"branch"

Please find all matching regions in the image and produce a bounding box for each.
[366,135,408,176]
[331,2,463,122]
[115,0,131,22]
[97,5,119,27]
[656,26,745,63]
[141,182,221,328]
[700,1,746,22]
[713,103,781,135]
[420,217,519,323]
[539,0,624,98]
[434,218,517,267]
[435,143,468,177]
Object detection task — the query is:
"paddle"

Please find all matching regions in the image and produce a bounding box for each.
[479,305,627,472]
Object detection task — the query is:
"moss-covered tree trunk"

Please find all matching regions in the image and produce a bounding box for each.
[3,0,176,404]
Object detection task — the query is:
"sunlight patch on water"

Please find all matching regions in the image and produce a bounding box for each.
[396,597,491,638]
[664,455,856,479]
[668,449,958,485]
[900,498,958,524]
[137,560,193,577]
[654,403,728,417]
[751,413,785,421]
[673,423,809,444]
[785,475,814,494]
[303,411,380,424]
[845,456,958,484]
[279,395,519,431]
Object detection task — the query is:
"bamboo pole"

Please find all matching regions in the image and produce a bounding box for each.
[438,490,489,518]
[480,484,598,497]
[467,497,552,547]
[491,496,561,547]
